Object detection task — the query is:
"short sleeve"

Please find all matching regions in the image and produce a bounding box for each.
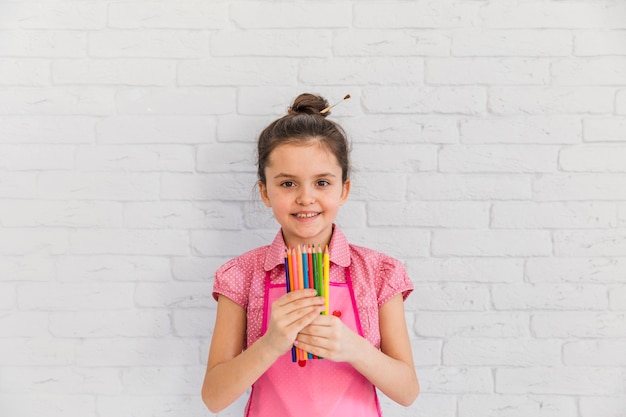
[212,257,251,308]
[377,256,414,307]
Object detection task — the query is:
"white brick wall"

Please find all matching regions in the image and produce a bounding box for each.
[0,1,624,417]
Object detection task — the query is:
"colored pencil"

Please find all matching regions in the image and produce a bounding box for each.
[323,245,330,315]
[284,250,297,363]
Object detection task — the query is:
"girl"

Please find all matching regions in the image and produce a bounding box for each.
[201,93,419,416]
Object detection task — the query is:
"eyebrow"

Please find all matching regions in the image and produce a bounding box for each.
[273,172,337,179]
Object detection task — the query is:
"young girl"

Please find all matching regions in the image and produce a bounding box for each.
[201,93,419,416]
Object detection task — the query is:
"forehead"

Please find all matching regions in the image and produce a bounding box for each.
[267,142,340,171]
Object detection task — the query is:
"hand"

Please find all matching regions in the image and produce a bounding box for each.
[262,289,325,357]
[295,314,362,363]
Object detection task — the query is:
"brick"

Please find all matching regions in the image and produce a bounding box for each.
[0,339,74,366]
[300,57,423,85]
[576,30,626,55]
[560,145,626,172]
[417,367,493,394]
[362,87,487,114]
[527,258,626,283]
[191,229,275,257]
[171,257,222,282]
[610,285,626,310]
[481,2,626,29]
[75,339,199,366]
[217,115,272,142]
[344,228,430,259]
[354,2,480,28]
[0,283,15,308]
[489,87,614,114]
[426,58,549,85]
[415,312,529,338]
[440,145,558,173]
[0,200,122,228]
[57,255,171,282]
[492,284,608,310]
[459,116,582,144]
[161,173,256,201]
[552,57,626,85]
[116,87,236,115]
[134,283,212,308]
[618,90,626,115]
[533,174,626,201]
[405,284,490,311]
[432,230,552,257]
[496,367,623,395]
[0,145,75,170]
[532,312,626,338]
[555,230,626,257]
[108,2,229,29]
[50,310,171,337]
[333,172,407,201]
[368,202,489,228]
[173,308,216,336]
[69,230,189,256]
[37,172,160,201]
[0,2,106,29]
[52,59,176,86]
[0,394,96,417]
[581,397,626,417]
[124,201,242,229]
[492,202,617,229]
[0,59,49,86]
[197,144,255,173]
[410,339,442,366]
[379,394,455,417]
[444,338,562,366]
[452,29,572,56]
[76,145,193,172]
[89,30,211,58]
[341,115,459,144]
[212,30,331,57]
[334,30,451,57]
[0,87,115,115]
[0,30,86,57]
[564,339,626,366]
[18,282,134,311]
[0,229,67,255]
[408,173,531,201]
[0,116,96,143]
[0,256,55,281]
[0,311,48,336]
[96,115,215,144]
[97,395,209,417]
[121,366,205,395]
[352,144,437,172]
[232,2,351,28]
[584,116,626,141]
[178,58,297,86]
[0,367,121,395]
[405,258,523,283]
[459,395,576,417]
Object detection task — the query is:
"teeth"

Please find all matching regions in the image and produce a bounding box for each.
[295,213,317,218]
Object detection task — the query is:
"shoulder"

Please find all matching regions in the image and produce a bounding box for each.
[348,243,405,271]
[216,246,270,276]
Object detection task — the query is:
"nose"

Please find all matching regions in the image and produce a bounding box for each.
[296,185,315,205]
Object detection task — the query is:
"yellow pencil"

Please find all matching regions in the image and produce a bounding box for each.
[323,245,329,315]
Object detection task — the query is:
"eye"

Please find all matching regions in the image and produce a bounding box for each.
[280,181,296,188]
[316,180,330,187]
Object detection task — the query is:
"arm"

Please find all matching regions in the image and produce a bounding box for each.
[296,293,419,406]
[201,290,325,413]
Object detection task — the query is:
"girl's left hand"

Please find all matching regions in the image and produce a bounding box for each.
[294,314,362,363]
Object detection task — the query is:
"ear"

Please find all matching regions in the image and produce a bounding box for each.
[259,181,272,207]
[339,179,351,205]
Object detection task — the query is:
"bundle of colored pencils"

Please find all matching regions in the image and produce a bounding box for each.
[284,244,330,363]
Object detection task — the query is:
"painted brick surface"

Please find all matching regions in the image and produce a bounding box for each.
[1,1,625,417]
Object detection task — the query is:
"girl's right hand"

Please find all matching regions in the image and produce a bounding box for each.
[262,289,325,356]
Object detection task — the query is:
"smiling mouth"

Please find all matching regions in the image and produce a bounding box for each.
[294,212,319,219]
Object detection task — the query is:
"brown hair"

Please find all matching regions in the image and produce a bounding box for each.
[256,93,351,184]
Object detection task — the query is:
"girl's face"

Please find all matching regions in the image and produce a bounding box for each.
[259,141,350,248]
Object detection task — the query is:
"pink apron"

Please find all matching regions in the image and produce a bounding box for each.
[244,268,382,417]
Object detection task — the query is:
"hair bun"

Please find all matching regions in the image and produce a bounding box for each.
[288,93,329,117]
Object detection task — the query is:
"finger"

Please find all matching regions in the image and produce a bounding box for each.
[273,289,320,308]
